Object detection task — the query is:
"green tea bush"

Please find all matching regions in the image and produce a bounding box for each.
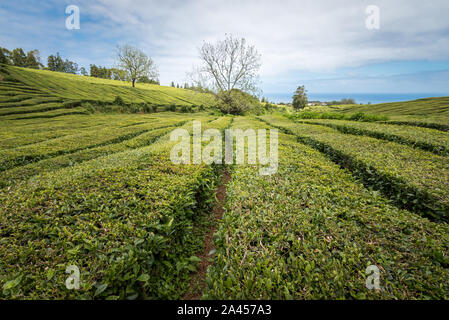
[260,115,449,221]
[289,111,388,122]
[113,95,126,106]
[166,104,177,112]
[0,116,231,299]
[300,119,449,156]
[205,117,449,299]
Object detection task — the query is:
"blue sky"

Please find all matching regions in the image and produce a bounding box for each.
[1,0,448,98]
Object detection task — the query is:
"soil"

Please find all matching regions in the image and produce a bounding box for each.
[182,169,231,300]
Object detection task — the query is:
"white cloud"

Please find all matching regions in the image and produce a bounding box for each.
[1,0,449,92]
[71,0,449,87]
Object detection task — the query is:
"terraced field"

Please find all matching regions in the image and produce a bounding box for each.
[4,65,216,106]
[308,96,449,129]
[0,65,448,300]
[261,114,449,221]
[0,64,216,121]
[0,111,234,299]
[205,117,449,299]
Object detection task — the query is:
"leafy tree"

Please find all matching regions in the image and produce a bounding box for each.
[115,44,158,87]
[48,53,65,72]
[25,50,42,69]
[327,98,356,106]
[0,48,11,64]
[98,66,108,78]
[90,65,108,78]
[137,75,159,85]
[110,68,127,81]
[11,48,27,67]
[89,65,128,81]
[47,53,77,74]
[89,64,99,77]
[292,85,308,110]
[63,60,78,74]
[80,67,88,76]
[171,81,175,87]
[341,98,356,104]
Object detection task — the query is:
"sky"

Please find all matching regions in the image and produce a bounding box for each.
[1,0,449,100]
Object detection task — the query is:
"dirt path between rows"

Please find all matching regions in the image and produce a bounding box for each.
[183,169,231,300]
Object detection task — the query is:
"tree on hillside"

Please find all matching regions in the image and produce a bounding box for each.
[47,54,60,71]
[188,34,261,114]
[171,81,175,87]
[48,53,78,74]
[341,98,356,105]
[25,50,42,69]
[292,85,308,110]
[110,68,127,81]
[62,60,78,74]
[115,44,158,87]
[11,48,27,67]
[137,75,159,85]
[80,67,88,76]
[1,47,42,69]
[0,48,11,64]
[89,64,99,77]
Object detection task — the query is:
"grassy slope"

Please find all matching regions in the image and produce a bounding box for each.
[312,97,449,124]
[339,97,449,116]
[0,64,216,107]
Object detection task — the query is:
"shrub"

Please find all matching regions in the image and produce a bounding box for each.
[83,102,95,114]
[113,95,126,106]
[180,106,193,113]
[216,89,260,115]
[109,105,123,113]
[348,112,389,122]
[62,100,83,109]
[166,104,177,112]
[289,111,388,122]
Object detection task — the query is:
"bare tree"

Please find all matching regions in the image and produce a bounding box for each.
[116,44,159,87]
[189,35,261,112]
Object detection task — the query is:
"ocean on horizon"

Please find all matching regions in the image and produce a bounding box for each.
[264,93,449,104]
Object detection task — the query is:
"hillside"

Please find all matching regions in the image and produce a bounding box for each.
[0,64,216,119]
[337,96,449,116]
[328,97,449,125]
[0,64,448,300]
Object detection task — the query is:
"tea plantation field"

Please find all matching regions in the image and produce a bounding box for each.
[0,65,448,299]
